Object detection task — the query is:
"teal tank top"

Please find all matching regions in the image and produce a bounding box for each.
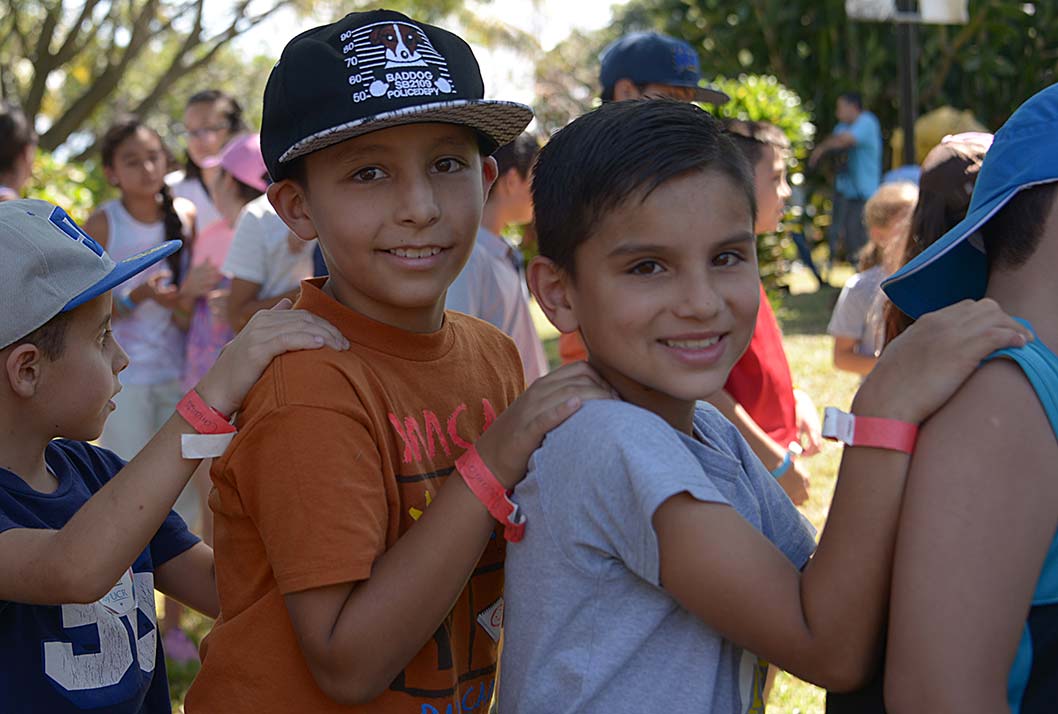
[986,319,1058,714]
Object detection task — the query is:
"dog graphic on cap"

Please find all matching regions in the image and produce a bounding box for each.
[370,22,428,68]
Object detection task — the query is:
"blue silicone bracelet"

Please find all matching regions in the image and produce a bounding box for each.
[770,450,793,479]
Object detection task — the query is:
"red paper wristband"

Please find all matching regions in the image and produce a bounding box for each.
[853,415,918,453]
[176,390,236,435]
[455,446,526,542]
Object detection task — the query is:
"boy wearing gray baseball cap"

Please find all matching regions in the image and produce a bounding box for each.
[0,198,346,712]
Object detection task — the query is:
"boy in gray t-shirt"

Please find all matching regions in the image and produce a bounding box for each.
[500,100,1031,712]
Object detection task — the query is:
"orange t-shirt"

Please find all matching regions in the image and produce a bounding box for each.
[186,278,524,714]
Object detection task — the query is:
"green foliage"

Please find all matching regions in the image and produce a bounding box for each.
[1,0,498,158]
[712,74,815,160]
[612,0,1058,152]
[23,152,111,223]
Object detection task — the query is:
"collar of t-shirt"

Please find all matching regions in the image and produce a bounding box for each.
[296,277,456,362]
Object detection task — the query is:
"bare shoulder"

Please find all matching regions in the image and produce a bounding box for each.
[82,209,110,246]
[915,356,1058,495]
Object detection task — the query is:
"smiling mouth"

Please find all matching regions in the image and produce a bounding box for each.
[660,336,722,349]
[386,246,444,259]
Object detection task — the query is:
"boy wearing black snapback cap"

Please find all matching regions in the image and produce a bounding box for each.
[0,199,346,712]
[186,10,611,713]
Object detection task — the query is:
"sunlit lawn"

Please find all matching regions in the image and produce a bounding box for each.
[168,267,859,713]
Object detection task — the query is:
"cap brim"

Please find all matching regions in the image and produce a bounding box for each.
[64,240,182,312]
[277,99,534,171]
[692,85,730,105]
[882,188,1018,319]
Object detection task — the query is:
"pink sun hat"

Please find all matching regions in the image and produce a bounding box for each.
[200,133,269,193]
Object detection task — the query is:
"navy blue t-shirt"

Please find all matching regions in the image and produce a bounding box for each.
[0,440,199,712]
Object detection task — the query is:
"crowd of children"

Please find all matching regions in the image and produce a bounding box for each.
[1,8,1056,714]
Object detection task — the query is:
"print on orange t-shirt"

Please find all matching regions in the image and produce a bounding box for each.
[186,278,525,714]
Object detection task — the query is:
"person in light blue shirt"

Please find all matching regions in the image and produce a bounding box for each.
[811,91,883,264]
[447,134,549,383]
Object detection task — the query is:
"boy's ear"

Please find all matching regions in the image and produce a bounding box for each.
[480,155,499,204]
[267,180,318,241]
[526,255,579,335]
[4,344,44,398]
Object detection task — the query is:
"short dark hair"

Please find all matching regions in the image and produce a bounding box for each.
[0,102,37,174]
[533,99,756,276]
[492,133,541,179]
[980,181,1058,271]
[8,311,72,361]
[838,91,863,110]
[723,119,790,168]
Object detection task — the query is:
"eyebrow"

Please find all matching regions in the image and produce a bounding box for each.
[97,313,112,332]
[608,232,756,258]
[334,134,474,164]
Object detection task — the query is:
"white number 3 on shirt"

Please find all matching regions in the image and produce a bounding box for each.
[43,571,158,692]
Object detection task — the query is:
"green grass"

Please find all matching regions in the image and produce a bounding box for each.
[166,275,856,713]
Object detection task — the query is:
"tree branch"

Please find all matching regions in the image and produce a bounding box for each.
[22,1,64,118]
[920,6,990,107]
[53,0,104,66]
[38,0,162,151]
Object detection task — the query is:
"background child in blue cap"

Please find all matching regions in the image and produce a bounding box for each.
[0,198,347,712]
[882,83,1058,714]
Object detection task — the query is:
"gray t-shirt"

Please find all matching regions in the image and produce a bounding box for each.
[500,400,816,714]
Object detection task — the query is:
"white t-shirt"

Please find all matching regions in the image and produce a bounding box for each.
[102,200,187,385]
[167,171,221,232]
[222,194,315,299]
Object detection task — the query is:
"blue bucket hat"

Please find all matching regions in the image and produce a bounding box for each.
[599,32,729,105]
[883,82,1058,318]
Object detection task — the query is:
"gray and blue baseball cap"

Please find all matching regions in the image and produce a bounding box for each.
[0,199,180,348]
[883,83,1058,318]
[599,32,729,105]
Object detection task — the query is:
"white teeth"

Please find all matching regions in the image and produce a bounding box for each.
[389,246,442,259]
[663,336,721,349]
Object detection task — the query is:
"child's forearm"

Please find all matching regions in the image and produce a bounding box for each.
[795,416,911,688]
[832,339,877,376]
[1,412,203,605]
[285,474,496,705]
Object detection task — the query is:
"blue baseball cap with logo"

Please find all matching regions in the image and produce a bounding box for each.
[883,82,1058,318]
[0,199,181,348]
[599,31,729,105]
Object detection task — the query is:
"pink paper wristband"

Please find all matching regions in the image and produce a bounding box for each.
[455,446,527,542]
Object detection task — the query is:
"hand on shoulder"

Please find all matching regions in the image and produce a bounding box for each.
[474,361,616,489]
[854,298,1031,424]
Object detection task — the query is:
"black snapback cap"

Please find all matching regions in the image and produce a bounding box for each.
[261,9,534,181]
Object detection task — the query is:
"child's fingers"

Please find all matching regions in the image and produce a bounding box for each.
[524,396,584,441]
[249,309,349,350]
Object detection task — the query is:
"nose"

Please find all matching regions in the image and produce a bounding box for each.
[673,271,724,321]
[394,172,441,228]
[780,176,792,203]
[112,337,130,375]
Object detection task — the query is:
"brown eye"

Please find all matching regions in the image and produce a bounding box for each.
[628,260,662,276]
